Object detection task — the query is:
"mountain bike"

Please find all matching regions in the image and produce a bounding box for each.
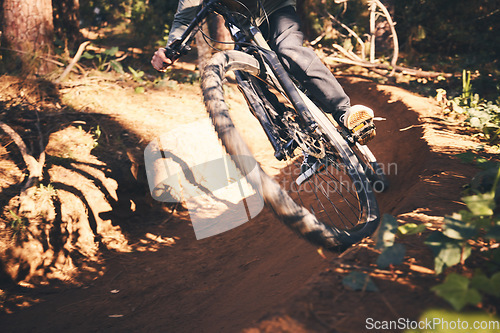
[163,0,387,250]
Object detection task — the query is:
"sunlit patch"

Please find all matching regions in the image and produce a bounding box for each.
[134,233,177,252]
[144,119,265,240]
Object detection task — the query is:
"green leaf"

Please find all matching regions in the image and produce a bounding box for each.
[110,60,124,74]
[342,271,378,292]
[470,273,493,294]
[375,214,398,250]
[134,86,145,94]
[442,217,477,240]
[81,51,95,59]
[376,243,406,268]
[462,192,495,216]
[103,46,119,56]
[128,66,145,83]
[417,309,500,333]
[457,151,479,164]
[398,223,426,236]
[431,273,482,311]
[437,243,471,275]
[425,232,470,274]
[490,272,500,297]
[486,225,500,240]
[470,271,500,298]
[128,66,139,76]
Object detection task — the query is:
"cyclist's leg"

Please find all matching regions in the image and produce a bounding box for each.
[262,6,350,120]
[261,7,375,145]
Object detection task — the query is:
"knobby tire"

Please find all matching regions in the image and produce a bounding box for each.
[201,50,380,250]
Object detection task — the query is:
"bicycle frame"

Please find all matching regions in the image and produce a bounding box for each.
[167,0,321,158]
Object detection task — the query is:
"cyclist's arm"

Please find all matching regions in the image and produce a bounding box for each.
[152,0,202,71]
[166,0,202,46]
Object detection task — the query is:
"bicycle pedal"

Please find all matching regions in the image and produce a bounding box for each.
[352,121,376,145]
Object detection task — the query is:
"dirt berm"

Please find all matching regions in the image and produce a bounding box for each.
[0,74,488,332]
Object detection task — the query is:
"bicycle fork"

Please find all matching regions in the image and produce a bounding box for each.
[235,71,292,160]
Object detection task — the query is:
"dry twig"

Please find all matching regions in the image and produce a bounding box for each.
[56,41,91,83]
[323,56,453,78]
[0,122,43,186]
[368,0,399,75]
[328,12,366,60]
[0,118,46,215]
[0,47,65,67]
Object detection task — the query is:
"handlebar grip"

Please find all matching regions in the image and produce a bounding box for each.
[164,47,179,61]
[164,38,187,62]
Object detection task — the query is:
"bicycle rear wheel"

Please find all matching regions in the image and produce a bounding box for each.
[202,51,380,250]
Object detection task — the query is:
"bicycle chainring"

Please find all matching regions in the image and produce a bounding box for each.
[283,111,325,159]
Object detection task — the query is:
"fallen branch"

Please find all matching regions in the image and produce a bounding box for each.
[369,0,399,75]
[56,41,91,83]
[310,31,326,46]
[0,122,43,185]
[0,47,65,67]
[328,12,366,60]
[0,120,46,215]
[330,44,362,62]
[323,55,453,78]
[369,1,377,64]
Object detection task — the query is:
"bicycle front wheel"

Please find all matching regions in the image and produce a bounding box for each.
[202,51,380,250]
[352,143,389,193]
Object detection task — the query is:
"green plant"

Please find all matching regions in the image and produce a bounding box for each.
[438,72,500,145]
[34,184,58,219]
[91,125,102,148]
[425,164,500,311]
[127,66,147,93]
[461,70,473,106]
[77,124,101,148]
[82,46,124,73]
[340,214,413,292]
[7,209,29,236]
[36,183,58,200]
[128,66,145,83]
[351,161,500,312]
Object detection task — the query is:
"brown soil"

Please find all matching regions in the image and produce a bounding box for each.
[0,62,495,333]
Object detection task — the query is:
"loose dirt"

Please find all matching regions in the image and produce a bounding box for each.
[0,62,495,332]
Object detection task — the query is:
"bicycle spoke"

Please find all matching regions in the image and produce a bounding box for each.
[288,155,360,230]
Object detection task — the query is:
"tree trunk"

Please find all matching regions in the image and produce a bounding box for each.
[2,0,54,73]
[52,0,81,53]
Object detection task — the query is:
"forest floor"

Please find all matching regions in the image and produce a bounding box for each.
[0,48,498,332]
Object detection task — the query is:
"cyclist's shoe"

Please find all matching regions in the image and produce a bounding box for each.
[296,154,327,186]
[343,105,376,145]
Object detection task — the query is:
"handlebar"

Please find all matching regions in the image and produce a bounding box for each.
[164,39,191,63]
[163,0,220,64]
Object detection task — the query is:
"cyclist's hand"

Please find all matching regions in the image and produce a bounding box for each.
[151,47,173,72]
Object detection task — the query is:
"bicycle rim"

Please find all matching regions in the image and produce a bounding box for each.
[299,89,380,244]
[352,143,389,193]
[202,51,380,250]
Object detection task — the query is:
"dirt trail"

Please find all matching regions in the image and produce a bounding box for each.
[0,72,490,332]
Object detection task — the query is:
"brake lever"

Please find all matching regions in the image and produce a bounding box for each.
[164,34,195,65]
